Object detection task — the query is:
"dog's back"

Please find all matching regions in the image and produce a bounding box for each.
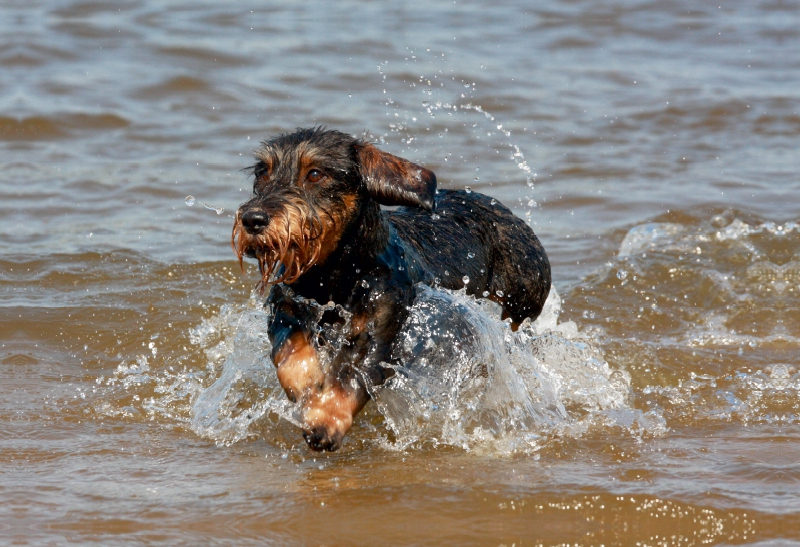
[389,189,551,324]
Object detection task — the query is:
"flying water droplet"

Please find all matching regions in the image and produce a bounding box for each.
[186,195,223,214]
[462,275,470,285]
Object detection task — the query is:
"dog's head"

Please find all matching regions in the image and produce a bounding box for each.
[232,127,436,286]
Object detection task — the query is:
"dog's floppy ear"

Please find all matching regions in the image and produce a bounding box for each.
[356,143,437,211]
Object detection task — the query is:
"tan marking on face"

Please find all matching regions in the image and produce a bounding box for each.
[341,193,358,210]
[233,194,324,285]
[231,210,247,272]
[273,331,325,403]
[256,156,274,176]
[297,147,321,184]
[290,143,330,186]
[253,148,279,187]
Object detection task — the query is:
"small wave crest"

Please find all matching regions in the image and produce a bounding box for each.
[574,211,800,428]
[644,364,800,425]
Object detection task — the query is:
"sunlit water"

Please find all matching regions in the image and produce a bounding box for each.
[3,0,800,545]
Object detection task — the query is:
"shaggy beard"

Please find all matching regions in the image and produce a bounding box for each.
[232,208,325,288]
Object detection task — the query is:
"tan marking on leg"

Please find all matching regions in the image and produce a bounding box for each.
[274,331,325,403]
[301,381,369,451]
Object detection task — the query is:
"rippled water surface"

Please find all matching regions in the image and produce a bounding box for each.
[3,1,800,545]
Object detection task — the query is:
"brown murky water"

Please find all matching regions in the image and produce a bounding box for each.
[3,1,800,545]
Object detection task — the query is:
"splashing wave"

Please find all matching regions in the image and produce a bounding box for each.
[174,285,662,453]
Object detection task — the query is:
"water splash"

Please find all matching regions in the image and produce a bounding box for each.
[172,284,654,453]
[187,298,293,444]
[368,285,644,453]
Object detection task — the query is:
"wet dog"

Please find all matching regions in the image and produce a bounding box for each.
[232,127,550,451]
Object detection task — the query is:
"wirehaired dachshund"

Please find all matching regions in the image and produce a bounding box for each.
[233,127,550,451]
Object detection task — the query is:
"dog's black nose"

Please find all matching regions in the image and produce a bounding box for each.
[241,210,270,234]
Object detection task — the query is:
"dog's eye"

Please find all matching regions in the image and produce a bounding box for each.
[306,169,325,183]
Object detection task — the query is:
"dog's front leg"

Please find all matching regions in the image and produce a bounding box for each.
[301,279,413,446]
[267,285,370,451]
[267,285,325,404]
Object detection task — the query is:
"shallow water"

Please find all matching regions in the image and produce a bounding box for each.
[3,0,800,545]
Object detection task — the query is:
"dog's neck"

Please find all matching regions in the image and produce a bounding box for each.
[288,199,391,304]
[348,198,390,256]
